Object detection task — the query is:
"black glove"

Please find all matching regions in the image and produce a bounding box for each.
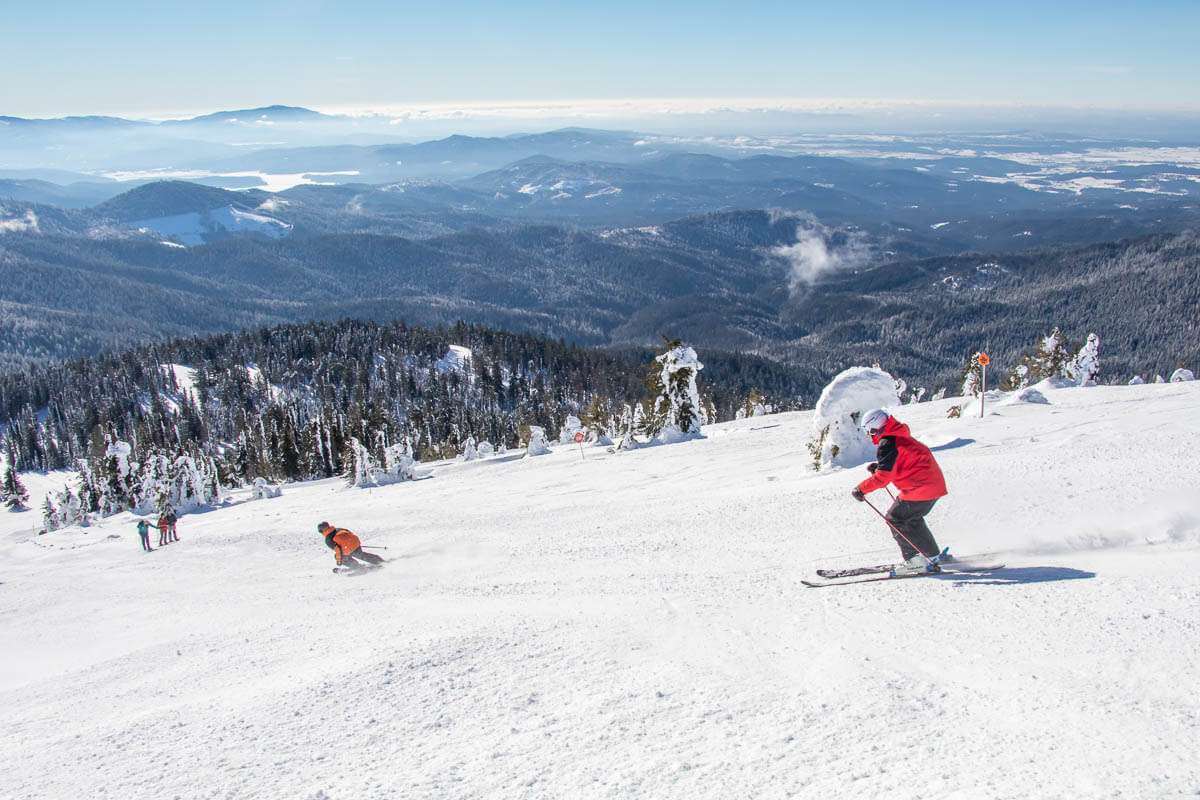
[867,462,878,474]
[851,488,865,502]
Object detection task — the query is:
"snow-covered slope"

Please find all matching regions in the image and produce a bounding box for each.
[131,204,292,245]
[2,382,1198,799]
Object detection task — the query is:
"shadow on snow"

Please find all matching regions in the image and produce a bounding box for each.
[944,566,1097,586]
[930,437,976,452]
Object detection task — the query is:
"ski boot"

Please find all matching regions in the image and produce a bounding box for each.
[890,548,948,577]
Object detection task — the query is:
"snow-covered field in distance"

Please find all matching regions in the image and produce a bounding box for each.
[2,382,1198,799]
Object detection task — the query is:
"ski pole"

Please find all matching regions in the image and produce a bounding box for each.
[361,545,389,551]
[862,495,935,566]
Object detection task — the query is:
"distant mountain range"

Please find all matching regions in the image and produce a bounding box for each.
[0,105,336,130]
[1,112,1197,391]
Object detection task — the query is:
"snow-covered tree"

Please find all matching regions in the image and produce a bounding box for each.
[1004,328,1071,390]
[580,397,612,441]
[525,426,551,457]
[557,416,583,445]
[460,436,479,462]
[960,353,984,397]
[1171,368,1196,382]
[808,367,900,470]
[382,443,418,482]
[736,388,767,420]
[1128,375,1145,385]
[1064,333,1100,386]
[639,341,705,443]
[613,404,638,451]
[41,494,59,530]
[931,387,947,401]
[251,477,282,499]
[3,464,29,511]
[345,437,417,487]
[344,437,377,488]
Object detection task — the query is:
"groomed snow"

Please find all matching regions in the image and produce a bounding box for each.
[2,382,1199,798]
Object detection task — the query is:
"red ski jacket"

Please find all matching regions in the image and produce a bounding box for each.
[856,417,948,501]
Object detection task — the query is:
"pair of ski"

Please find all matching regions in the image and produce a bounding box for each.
[332,563,384,576]
[803,550,1005,589]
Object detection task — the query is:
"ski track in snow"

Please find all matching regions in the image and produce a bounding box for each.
[1,382,1199,799]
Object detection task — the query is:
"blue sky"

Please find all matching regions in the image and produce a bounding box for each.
[3,0,1198,117]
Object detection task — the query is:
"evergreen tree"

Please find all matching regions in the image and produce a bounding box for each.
[1003,328,1072,390]
[1065,333,1101,385]
[3,465,29,511]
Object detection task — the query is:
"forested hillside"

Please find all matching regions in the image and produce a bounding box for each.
[2,206,1197,388]
[0,320,807,481]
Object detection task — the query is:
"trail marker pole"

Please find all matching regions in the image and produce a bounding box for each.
[574,430,586,460]
[977,351,991,418]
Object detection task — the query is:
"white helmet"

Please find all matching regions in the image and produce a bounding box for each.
[861,409,890,435]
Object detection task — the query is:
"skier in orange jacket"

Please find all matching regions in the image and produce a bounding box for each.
[318,522,384,571]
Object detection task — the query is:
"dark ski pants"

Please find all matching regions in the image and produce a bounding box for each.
[343,548,384,568]
[140,533,152,552]
[885,499,941,560]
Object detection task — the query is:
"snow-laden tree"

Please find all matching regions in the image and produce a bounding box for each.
[382,443,418,482]
[345,437,417,487]
[102,439,136,515]
[251,477,282,499]
[613,404,638,451]
[557,416,583,445]
[460,436,480,462]
[931,387,947,401]
[1128,375,1145,385]
[1065,333,1100,386]
[960,353,984,397]
[41,494,59,530]
[639,341,705,444]
[3,464,29,511]
[1171,368,1196,382]
[344,438,377,488]
[580,397,613,443]
[736,388,768,420]
[477,440,495,457]
[808,367,901,470]
[1004,328,1073,390]
[53,485,86,528]
[525,426,551,456]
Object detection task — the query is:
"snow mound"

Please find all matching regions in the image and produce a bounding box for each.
[811,366,900,468]
[1170,368,1195,382]
[1004,386,1050,405]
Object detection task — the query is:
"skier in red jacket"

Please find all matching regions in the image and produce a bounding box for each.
[851,409,948,571]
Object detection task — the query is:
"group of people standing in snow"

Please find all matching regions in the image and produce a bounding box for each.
[134,510,178,552]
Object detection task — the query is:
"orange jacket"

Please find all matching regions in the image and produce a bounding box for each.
[324,528,361,564]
